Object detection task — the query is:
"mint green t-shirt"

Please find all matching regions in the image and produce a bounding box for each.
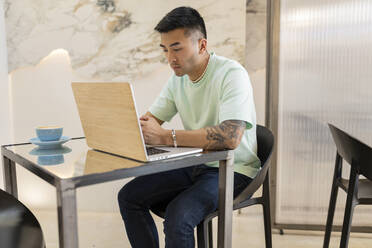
[149,52,261,178]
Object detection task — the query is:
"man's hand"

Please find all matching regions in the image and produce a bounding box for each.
[140,116,169,145]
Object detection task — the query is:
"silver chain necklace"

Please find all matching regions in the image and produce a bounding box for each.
[191,54,210,83]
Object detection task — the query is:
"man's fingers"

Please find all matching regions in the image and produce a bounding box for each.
[140,116,149,121]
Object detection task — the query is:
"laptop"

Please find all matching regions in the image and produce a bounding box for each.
[71,82,203,162]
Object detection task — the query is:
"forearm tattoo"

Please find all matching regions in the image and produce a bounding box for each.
[204,120,246,150]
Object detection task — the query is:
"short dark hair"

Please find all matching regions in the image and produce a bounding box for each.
[154,6,207,39]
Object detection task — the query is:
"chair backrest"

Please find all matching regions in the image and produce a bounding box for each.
[328,123,372,181]
[233,125,274,205]
[257,125,275,166]
[0,189,44,248]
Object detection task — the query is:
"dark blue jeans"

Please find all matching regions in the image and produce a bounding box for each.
[117,164,252,248]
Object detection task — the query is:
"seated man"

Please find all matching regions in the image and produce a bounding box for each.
[118,6,260,248]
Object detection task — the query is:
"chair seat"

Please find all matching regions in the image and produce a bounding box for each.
[339,178,372,204]
[0,189,44,248]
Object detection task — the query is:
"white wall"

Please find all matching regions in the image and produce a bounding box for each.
[0,0,12,189]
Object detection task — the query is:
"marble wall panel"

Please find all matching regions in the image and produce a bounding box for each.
[5,0,245,81]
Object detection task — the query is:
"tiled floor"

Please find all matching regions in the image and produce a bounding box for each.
[34,206,372,248]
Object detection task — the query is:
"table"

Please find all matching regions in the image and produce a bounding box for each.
[1,137,234,248]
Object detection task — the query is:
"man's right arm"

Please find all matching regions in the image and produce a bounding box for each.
[142,111,164,126]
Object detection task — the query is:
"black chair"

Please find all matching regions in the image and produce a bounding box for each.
[0,189,45,248]
[151,125,274,248]
[323,124,372,248]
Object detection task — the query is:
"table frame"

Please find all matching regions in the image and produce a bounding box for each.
[2,139,234,248]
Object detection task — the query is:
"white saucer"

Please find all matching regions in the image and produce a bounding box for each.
[29,136,71,149]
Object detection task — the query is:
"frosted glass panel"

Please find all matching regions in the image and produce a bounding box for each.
[276,0,372,226]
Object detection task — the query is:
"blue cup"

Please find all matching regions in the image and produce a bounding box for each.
[36,126,63,141]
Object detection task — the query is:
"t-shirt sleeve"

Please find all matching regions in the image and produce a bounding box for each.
[148,78,178,122]
[219,68,255,129]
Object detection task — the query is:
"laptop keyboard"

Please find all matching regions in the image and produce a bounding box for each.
[146,147,170,156]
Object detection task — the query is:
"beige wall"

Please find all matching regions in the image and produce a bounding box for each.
[246,0,267,125]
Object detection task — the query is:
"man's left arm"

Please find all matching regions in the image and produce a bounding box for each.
[140,118,246,150]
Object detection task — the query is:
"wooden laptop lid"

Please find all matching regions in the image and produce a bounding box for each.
[71,82,147,161]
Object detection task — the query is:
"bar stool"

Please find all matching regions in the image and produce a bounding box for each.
[323,124,372,248]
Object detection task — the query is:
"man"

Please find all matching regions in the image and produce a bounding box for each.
[118,6,260,248]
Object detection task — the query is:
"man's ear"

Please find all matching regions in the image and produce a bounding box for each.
[198,38,207,54]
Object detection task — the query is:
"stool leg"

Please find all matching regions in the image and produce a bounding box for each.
[340,168,358,248]
[323,154,342,248]
[323,182,339,248]
[197,220,209,248]
[263,177,272,248]
[208,220,213,248]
